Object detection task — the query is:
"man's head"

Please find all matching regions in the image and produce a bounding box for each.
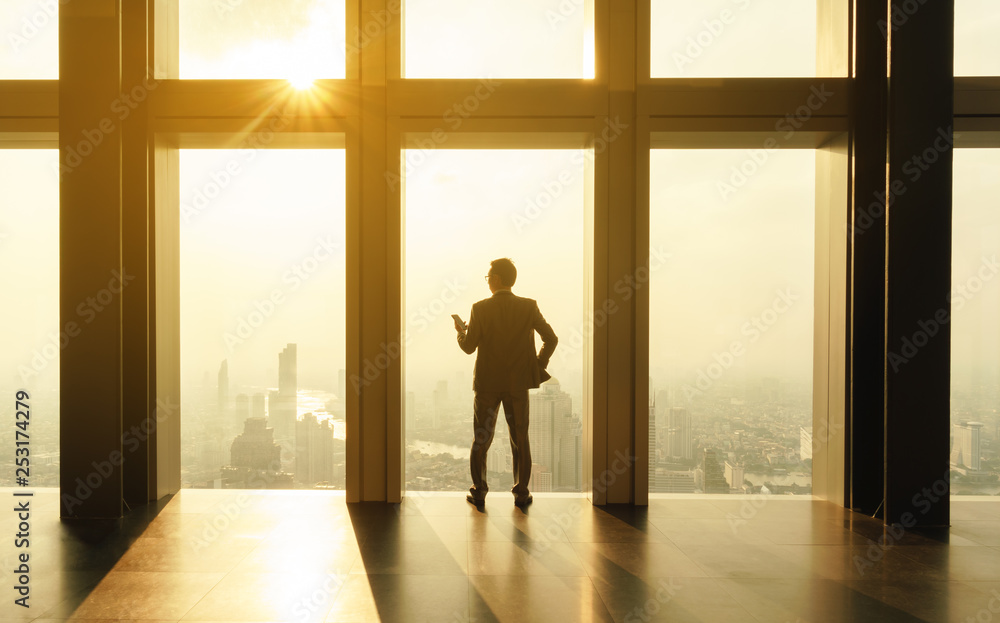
[487,258,517,292]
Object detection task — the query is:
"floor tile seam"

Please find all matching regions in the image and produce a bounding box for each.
[465,570,591,578]
[308,572,351,623]
[663,576,763,621]
[711,574,815,620]
[31,581,107,621]
[356,569,473,577]
[471,540,589,575]
[166,563,252,622]
[569,539,708,574]
[579,574,619,622]
[54,569,228,622]
[194,528,277,577]
[642,521,672,545]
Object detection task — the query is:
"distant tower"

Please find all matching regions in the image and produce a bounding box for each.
[295,412,335,486]
[221,417,293,489]
[666,407,692,460]
[230,418,281,470]
[951,421,984,470]
[800,427,813,461]
[702,448,729,493]
[724,461,745,491]
[529,378,577,490]
[279,343,297,396]
[217,360,229,413]
[648,401,658,491]
[271,344,298,443]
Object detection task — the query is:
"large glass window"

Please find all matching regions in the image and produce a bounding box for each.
[0,150,59,487]
[950,148,1000,496]
[650,0,816,78]
[403,0,594,78]
[0,0,59,79]
[178,0,346,80]
[955,0,1000,76]
[179,149,346,489]
[403,148,585,493]
[648,149,815,495]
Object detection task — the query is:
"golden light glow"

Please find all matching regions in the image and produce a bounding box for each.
[288,76,316,90]
[583,28,596,80]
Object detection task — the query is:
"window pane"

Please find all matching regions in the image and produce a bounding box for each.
[404,149,585,493]
[955,0,1000,76]
[180,149,346,489]
[0,0,59,79]
[951,149,1000,495]
[649,149,815,495]
[179,0,346,79]
[651,0,816,78]
[404,0,593,78]
[0,150,59,487]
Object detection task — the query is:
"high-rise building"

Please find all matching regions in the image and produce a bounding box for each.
[557,413,582,491]
[487,443,511,474]
[724,461,745,491]
[648,402,658,490]
[800,427,813,461]
[279,343,297,395]
[528,378,576,490]
[666,407,693,460]
[295,412,335,486]
[529,466,552,493]
[270,344,298,443]
[661,470,696,493]
[221,417,292,489]
[229,417,281,470]
[702,448,729,494]
[951,421,984,470]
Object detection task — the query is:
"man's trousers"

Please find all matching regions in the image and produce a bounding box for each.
[468,389,531,501]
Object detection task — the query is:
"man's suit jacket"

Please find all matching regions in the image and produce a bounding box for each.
[457,290,558,392]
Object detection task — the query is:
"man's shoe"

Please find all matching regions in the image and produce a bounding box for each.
[467,494,485,507]
[514,495,533,508]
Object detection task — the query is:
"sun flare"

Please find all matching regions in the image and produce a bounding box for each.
[288,76,316,90]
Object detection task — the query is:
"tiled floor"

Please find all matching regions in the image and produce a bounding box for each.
[1,489,999,622]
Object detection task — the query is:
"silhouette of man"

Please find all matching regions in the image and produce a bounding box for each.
[454,258,558,508]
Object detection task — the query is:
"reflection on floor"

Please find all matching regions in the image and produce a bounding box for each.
[2,489,999,622]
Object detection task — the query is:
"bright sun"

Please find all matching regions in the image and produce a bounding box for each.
[289,76,316,90]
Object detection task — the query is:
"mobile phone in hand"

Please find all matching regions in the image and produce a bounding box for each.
[451,314,467,331]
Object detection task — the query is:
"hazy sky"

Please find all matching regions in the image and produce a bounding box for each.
[648,149,816,394]
[178,0,346,79]
[951,149,1000,384]
[179,150,346,392]
[404,0,589,79]
[651,0,816,78]
[0,150,59,391]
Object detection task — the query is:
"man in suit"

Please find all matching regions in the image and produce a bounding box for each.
[454,258,558,508]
